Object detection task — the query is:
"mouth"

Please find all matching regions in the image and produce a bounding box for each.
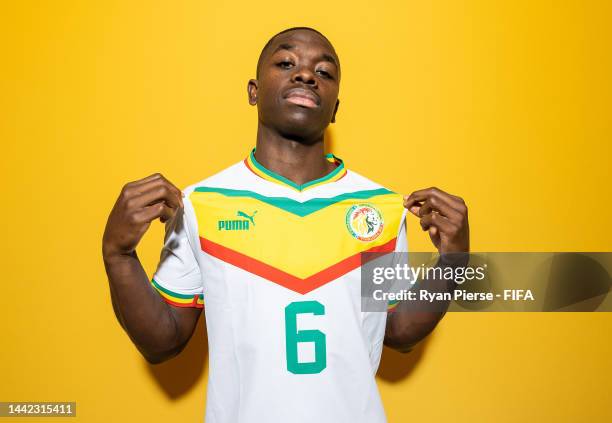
[283,87,320,109]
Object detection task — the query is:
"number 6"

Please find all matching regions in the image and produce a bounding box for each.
[285,301,327,374]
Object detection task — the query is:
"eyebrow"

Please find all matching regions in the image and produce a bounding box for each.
[272,43,339,69]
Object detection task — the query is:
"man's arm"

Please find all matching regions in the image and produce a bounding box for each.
[384,257,462,352]
[102,173,201,364]
[384,187,469,352]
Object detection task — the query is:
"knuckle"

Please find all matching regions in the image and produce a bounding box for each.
[128,212,140,225]
[162,185,173,197]
[120,188,133,200]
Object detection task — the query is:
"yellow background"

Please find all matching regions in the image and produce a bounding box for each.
[1,1,610,422]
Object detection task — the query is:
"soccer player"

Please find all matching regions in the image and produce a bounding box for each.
[102,27,469,423]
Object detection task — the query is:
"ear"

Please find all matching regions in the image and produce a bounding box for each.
[247,79,258,105]
[331,98,340,123]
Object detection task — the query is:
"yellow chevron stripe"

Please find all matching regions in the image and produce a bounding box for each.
[190,191,405,278]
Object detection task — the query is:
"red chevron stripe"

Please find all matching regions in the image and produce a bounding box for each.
[200,237,397,294]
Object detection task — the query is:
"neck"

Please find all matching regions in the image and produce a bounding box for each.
[254,123,336,186]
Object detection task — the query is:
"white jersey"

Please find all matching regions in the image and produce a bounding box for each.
[152,149,407,423]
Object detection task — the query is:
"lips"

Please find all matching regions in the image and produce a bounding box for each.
[284,87,320,108]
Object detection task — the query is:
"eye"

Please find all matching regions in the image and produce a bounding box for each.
[316,69,333,79]
[277,60,294,69]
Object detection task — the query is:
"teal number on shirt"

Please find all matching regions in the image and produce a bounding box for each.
[285,301,327,374]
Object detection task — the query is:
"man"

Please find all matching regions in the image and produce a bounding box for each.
[102,27,469,423]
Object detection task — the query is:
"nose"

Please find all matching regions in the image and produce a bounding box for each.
[291,66,317,87]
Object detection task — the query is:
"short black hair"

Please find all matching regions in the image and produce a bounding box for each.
[256,27,339,79]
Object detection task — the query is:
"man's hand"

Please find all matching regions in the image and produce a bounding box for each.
[102,173,184,260]
[101,173,200,364]
[384,187,469,352]
[403,187,469,253]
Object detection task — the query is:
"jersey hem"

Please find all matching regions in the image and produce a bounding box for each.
[150,278,204,308]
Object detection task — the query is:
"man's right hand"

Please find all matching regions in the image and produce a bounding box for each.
[102,173,184,260]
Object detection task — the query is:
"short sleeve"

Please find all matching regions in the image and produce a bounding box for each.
[150,195,204,308]
[394,208,408,253]
[388,209,413,312]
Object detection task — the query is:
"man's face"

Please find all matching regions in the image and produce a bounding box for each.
[248,30,340,142]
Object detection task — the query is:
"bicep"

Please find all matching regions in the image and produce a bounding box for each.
[168,305,203,351]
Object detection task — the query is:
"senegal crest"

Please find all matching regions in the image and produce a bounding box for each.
[345,203,384,241]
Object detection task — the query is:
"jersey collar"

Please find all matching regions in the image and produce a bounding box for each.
[244,148,347,192]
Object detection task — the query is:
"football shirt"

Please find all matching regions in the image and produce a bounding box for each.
[151,149,408,423]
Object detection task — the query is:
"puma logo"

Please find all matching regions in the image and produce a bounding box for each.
[218,210,257,231]
[237,210,257,225]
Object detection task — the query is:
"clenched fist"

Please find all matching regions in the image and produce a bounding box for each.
[102,173,184,260]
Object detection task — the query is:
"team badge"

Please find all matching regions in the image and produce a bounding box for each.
[345,203,384,241]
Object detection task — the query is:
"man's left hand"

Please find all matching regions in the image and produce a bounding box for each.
[403,187,470,253]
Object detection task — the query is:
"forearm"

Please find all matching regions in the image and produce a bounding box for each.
[384,255,464,352]
[384,288,452,352]
[103,250,180,361]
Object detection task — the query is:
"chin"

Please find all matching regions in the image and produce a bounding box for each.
[278,119,326,143]
[280,108,328,136]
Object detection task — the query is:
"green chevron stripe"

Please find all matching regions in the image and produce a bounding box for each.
[249,149,345,190]
[192,187,394,217]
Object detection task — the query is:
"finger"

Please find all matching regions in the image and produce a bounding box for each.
[128,184,183,210]
[402,195,423,217]
[418,198,462,222]
[127,178,183,208]
[429,225,438,238]
[419,212,457,234]
[405,187,465,214]
[126,174,181,197]
[127,173,164,188]
[133,202,176,224]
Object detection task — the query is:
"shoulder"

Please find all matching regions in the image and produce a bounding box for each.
[341,168,406,225]
[177,160,249,226]
[181,160,249,196]
[340,168,398,194]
